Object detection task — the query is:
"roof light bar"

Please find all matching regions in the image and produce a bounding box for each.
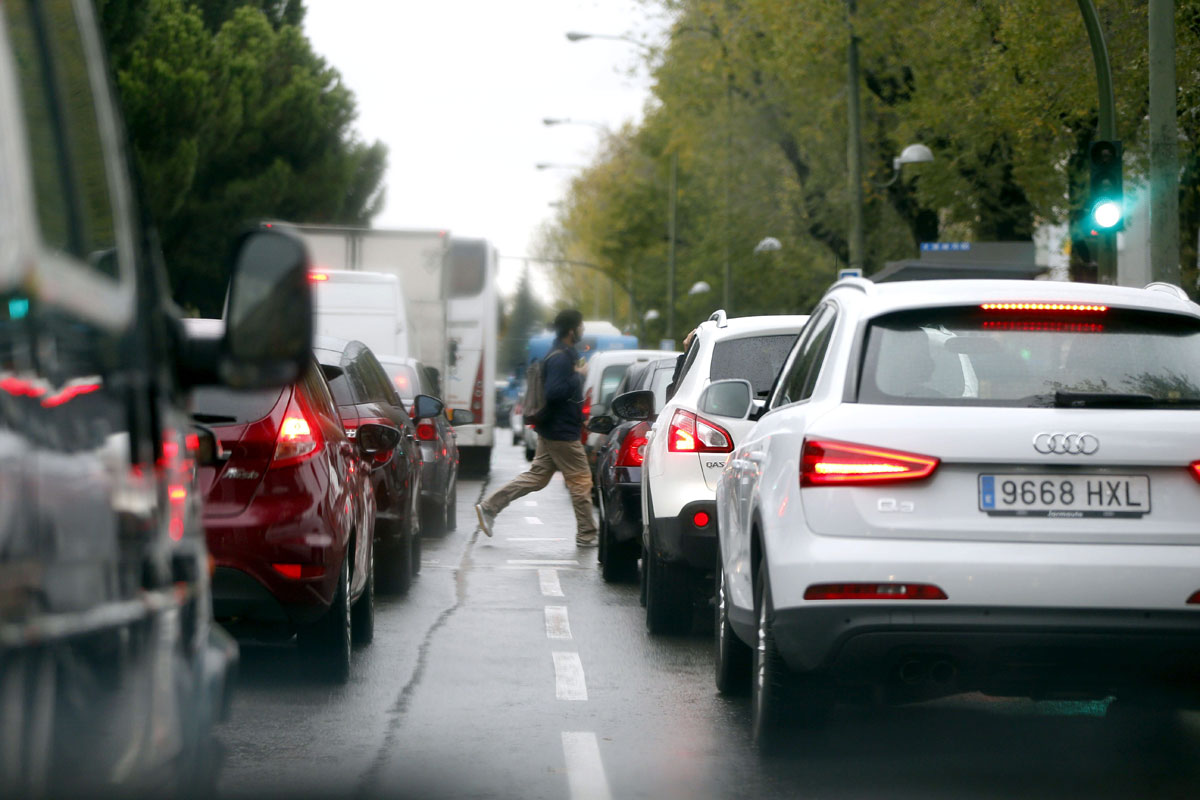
[981,302,1107,313]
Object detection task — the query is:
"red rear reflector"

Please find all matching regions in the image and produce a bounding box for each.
[309,272,329,282]
[417,422,437,441]
[1189,461,1200,484]
[692,510,711,528]
[1188,591,1200,604]
[801,439,939,487]
[272,563,326,579]
[804,583,947,601]
[980,302,1107,313]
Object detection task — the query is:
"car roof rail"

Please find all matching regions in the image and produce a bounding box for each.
[829,276,874,295]
[1143,282,1191,302]
[708,309,728,328]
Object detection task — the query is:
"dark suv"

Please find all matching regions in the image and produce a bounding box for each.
[316,338,442,591]
[0,0,315,793]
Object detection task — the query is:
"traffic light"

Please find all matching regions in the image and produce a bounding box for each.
[1088,140,1123,231]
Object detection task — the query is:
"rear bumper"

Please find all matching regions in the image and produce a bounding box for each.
[764,604,1200,699]
[211,567,331,626]
[650,500,718,570]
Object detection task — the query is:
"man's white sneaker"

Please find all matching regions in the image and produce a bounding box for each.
[475,503,495,537]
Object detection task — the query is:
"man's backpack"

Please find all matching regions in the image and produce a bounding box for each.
[521,349,562,426]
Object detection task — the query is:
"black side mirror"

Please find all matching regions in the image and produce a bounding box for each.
[221,228,312,389]
[357,423,401,460]
[611,390,655,421]
[699,379,754,419]
[587,415,616,435]
[413,393,444,420]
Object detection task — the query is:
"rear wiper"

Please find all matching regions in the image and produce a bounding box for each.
[192,412,238,423]
[1054,390,1155,408]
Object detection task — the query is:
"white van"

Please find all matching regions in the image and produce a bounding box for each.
[310,269,412,359]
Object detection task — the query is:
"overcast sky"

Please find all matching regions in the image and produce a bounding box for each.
[303,0,669,297]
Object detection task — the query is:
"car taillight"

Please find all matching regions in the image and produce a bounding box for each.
[616,423,650,467]
[417,422,437,441]
[804,583,947,600]
[1189,461,1200,483]
[800,439,938,487]
[272,563,325,579]
[667,409,733,454]
[581,388,593,443]
[272,392,322,468]
[980,302,1107,313]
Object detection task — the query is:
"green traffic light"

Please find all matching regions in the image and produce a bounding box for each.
[1092,199,1122,230]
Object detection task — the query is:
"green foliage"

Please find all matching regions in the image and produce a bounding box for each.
[99,0,385,313]
[499,265,547,379]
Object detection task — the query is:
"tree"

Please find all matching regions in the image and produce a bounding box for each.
[498,265,546,379]
[99,0,386,313]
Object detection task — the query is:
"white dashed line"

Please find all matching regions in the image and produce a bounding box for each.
[552,652,588,701]
[545,606,572,640]
[524,516,544,525]
[561,732,612,800]
[539,569,564,597]
[508,559,579,566]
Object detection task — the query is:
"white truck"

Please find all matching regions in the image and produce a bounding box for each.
[279,224,497,474]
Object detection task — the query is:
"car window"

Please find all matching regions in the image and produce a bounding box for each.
[381,362,420,402]
[776,306,836,407]
[649,365,676,411]
[190,387,284,424]
[360,349,403,408]
[858,307,1200,407]
[709,333,799,397]
[315,348,358,406]
[5,0,120,279]
[598,364,628,407]
[300,361,342,426]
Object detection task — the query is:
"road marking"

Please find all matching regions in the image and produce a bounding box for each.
[508,537,567,542]
[561,732,612,800]
[524,516,544,525]
[553,652,588,701]
[508,559,578,566]
[525,500,539,507]
[545,606,572,640]
[539,568,564,597]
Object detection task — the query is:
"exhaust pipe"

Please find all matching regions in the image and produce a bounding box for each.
[898,659,926,685]
[930,660,958,685]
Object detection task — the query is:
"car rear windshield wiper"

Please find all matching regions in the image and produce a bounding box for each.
[1054,390,1156,408]
[192,412,238,423]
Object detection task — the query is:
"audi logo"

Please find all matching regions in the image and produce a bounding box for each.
[1033,432,1100,455]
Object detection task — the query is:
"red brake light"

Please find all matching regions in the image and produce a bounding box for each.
[1189,461,1200,484]
[616,423,649,467]
[692,510,711,528]
[272,392,322,468]
[980,302,1107,313]
[417,422,437,441]
[581,388,593,444]
[804,583,947,601]
[309,272,329,282]
[272,563,326,579]
[800,439,938,487]
[668,409,733,454]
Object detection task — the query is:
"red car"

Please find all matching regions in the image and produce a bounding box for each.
[192,356,397,682]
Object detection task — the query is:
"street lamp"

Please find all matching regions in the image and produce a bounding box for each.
[643,309,660,321]
[565,31,653,53]
[543,117,608,131]
[753,237,782,254]
[688,280,711,296]
[535,162,585,171]
[878,144,934,187]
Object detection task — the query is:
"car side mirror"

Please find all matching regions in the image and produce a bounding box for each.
[357,423,401,459]
[611,390,654,421]
[587,415,616,435]
[448,408,474,425]
[221,228,313,389]
[699,379,753,419]
[413,393,444,420]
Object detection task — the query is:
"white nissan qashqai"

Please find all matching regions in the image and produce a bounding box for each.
[636,311,808,635]
[715,277,1200,747]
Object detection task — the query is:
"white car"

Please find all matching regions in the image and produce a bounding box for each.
[714,277,1200,747]
[583,349,680,476]
[636,311,808,634]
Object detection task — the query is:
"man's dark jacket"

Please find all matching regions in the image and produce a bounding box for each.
[536,339,583,441]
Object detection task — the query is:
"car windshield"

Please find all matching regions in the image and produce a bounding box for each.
[709,334,798,396]
[190,387,283,424]
[859,307,1200,407]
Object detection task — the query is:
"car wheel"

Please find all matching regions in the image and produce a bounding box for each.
[644,524,691,635]
[379,517,414,595]
[410,495,423,575]
[751,568,830,750]
[638,542,648,607]
[715,561,751,695]
[299,558,351,684]
[445,480,457,531]
[351,544,374,646]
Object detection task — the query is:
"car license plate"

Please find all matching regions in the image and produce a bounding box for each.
[978,474,1150,518]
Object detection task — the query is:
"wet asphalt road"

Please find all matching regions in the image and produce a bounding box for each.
[216,440,1200,800]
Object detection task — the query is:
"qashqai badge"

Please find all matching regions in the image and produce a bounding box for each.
[1033,432,1100,455]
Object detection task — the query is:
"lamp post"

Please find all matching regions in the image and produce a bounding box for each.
[543,117,608,131]
[535,162,586,171]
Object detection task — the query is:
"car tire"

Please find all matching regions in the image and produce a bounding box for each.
[421,496,447,536]
[351,544,374,646]
[409,494,423,576]
[600,494,637,584]
[644,524,691,635]
[715,562,751,695]
[751,568,829,750]
[379,518,414,595]
[445,480,457,531]
[638,542,648,607]
[299,558,351,684]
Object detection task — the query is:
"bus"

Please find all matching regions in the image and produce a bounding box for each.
[526,320,638,363]
[446,238,498,474]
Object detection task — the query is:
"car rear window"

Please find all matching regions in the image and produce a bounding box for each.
[598,364,628,407]
[649,365,675,411]
[191,387,283,424]
[709,334,798,397]
[381,362,420,402]
[859,306,1200,407]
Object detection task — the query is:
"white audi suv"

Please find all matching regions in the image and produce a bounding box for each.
[715,277,1200,747]
[634,311,808,634]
